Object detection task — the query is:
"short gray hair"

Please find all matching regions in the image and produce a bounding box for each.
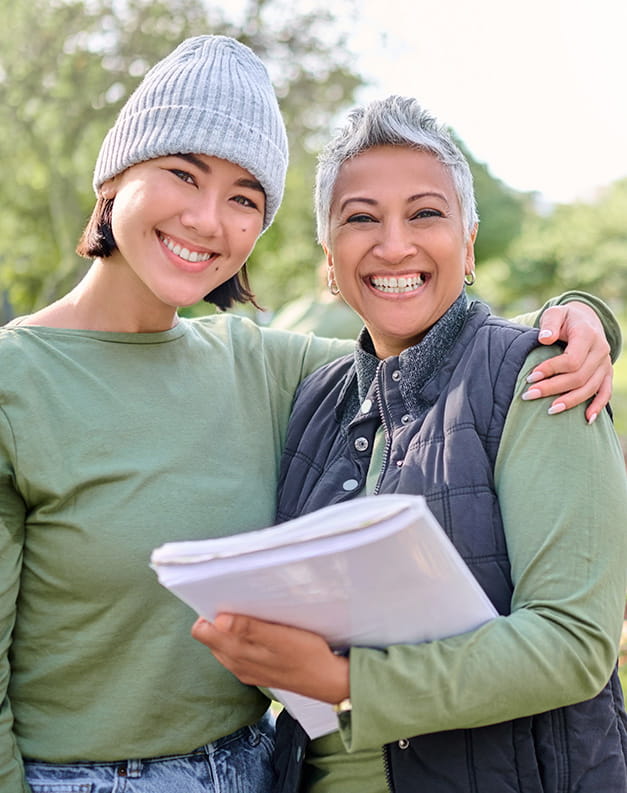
[315,95,479,245]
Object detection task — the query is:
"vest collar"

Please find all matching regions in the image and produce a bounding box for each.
[352,291,469,416]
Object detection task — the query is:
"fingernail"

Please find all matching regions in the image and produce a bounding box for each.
[522,388,542,401]
[215,614,234,631]
[538,329,553,340]
[547,402,566,415]
[587,412,598,425]
[526,371,545,384]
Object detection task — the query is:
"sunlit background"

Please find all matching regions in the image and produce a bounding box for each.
[231,0,627,205]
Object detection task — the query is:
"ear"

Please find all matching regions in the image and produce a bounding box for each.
[464,223,478,275]
[322,243,335,281]
[99,177,118,200]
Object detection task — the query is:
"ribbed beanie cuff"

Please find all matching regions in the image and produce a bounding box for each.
[93,36,288,229]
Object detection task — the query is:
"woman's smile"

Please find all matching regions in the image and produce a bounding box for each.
[158,231,219,273]
[368,272,427,294]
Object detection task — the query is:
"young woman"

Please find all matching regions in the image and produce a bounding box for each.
[192,96,627,793]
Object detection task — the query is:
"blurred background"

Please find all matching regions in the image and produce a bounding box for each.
[1,0,625,688]
[1,0,625,436]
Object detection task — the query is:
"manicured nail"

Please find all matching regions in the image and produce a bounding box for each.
[538,329,553,340]
[587,412,598,425]
[526,371,545,384]
[522,388,542,401]
[547,402,566,415]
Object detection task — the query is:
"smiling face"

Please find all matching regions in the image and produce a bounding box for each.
[102,153,265,317]
[325,145,476,359]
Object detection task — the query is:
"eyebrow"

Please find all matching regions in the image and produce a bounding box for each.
[235,177,265,196]
[338,191,449,213]
[176,153,210,173]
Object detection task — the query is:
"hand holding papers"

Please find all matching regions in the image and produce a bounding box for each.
[150,494,497,737]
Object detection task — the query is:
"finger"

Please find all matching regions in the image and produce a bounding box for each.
[585,374,613,424]
[529,346,588,382]
[523,367,599,401]
[217,614,288,649]
[191,617,223,649]
[537,305,566,344]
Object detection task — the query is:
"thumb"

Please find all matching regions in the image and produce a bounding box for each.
[537,305,565,344]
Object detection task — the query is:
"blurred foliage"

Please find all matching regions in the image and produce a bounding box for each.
[454,137,529,266]
[1,0,626,350]
[477,180,627,317]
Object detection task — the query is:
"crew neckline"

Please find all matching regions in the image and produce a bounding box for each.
[4,318,190,344]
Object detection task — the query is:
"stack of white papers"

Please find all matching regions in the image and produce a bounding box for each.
[150,494,497,737]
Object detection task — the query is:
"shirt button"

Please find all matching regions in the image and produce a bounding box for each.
[391,370,401,382]
[342,479,359,491]
[354,436,369,452]
[401,414,411,425]
[360,398,373,414]
[398,738,410,750]
[117,767,127,777]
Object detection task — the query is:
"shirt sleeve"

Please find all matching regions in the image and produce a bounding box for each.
[0,408,29,791]
[260,325,354,395]
[511,290,622,362]
[341,345,627,752]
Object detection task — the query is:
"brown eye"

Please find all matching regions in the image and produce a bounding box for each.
[413,209,442,219]
[170,169,196,186]
[346,213,375,223]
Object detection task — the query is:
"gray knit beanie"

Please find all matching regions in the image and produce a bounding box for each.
[93,35,288,230]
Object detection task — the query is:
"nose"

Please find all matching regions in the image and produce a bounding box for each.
[372,219,417,264]
[180,195,222,237]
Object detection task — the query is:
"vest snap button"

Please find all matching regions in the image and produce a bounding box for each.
[392,370,401,381]
[354,436,369,452]
[398,738,409,749]
[401,413,411,424]
[342,479,359,491]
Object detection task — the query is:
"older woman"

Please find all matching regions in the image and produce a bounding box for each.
[192,95,627,793]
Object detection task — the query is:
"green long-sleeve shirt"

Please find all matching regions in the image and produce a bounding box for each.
[301,343,627,793]
[0,315,351,792]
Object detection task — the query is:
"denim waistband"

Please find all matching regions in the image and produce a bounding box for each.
[24,711,274,778]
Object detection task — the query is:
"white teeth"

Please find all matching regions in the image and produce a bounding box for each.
[370,274,425,293]
[160,234,212,263]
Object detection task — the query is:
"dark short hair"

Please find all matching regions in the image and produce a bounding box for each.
[203,266,261,312]
[75,198,260,311]
[76,196,116,258]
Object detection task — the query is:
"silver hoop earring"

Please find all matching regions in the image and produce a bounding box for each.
[464,270,476,287]
[328,278,340,296]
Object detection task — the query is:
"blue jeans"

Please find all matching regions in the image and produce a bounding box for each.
[24,714,275,793]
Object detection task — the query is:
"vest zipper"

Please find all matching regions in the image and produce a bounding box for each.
[372,362,393,496]
[382,744,395,792]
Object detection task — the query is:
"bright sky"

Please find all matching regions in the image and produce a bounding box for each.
[230,0,627,205]
[339,0,627,205]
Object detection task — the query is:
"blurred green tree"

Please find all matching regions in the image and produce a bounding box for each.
[478,179,627,314]
[454,138,529,266]
[0,0,362,321]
